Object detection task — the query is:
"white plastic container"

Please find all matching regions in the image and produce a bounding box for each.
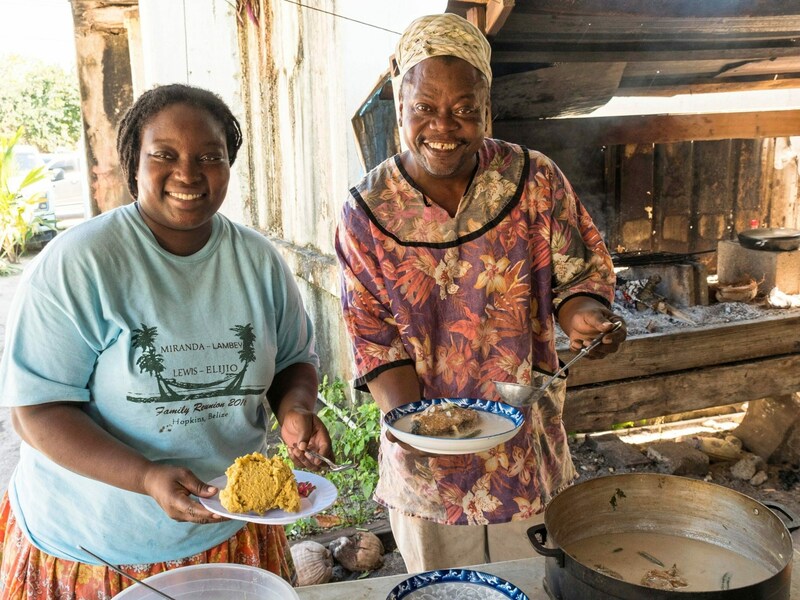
[112,563,299,600]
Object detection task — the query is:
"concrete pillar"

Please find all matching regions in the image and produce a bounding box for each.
[124,8,145,99]
[69,0,137,215]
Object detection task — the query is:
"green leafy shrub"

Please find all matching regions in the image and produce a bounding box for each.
[274,376,382,538]
[0,128,52,268]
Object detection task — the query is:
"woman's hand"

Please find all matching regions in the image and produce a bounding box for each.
[268,362,333,471]
[279,406,333,470]
[12,403,226,524]
[141,463,225,524]
[557,297,627,359]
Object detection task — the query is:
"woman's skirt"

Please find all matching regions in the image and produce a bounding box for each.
[0,492,295,600]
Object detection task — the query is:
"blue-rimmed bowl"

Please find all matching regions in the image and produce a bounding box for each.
[383,398,524,455]
[387,568,530,600]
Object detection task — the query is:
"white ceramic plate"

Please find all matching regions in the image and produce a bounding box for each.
[199,470,337,525]
[387,569,530,600]
[384,398,524,455]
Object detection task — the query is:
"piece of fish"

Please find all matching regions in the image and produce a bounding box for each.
[641,564,688,590]
[410,402,481,437]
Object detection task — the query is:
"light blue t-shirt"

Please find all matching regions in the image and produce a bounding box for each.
[0,203,318,564]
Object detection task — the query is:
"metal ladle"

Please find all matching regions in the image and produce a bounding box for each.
[78,546,178,600]
[495,321,623,408]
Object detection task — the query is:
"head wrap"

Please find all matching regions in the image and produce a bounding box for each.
[395,13,492,86]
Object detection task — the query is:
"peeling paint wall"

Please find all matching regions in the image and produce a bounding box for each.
[236,1,442,386]
[236,0,355,384]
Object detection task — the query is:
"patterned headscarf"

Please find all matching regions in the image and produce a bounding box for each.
[395,13,492,86]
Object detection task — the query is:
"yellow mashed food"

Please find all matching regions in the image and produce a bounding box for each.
[219,452,301,514]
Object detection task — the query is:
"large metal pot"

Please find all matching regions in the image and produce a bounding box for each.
[528,473,797,599]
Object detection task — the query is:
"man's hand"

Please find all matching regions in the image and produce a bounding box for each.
[385,429,437,457]
[558,297,627,359]
[365,365,436,456]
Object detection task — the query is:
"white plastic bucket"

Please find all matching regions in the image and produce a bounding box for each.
[112,563,299,600]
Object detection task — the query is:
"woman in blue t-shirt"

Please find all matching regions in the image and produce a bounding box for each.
[0,84,332,598]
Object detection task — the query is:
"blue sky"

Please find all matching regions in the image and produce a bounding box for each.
[0,0,76,69]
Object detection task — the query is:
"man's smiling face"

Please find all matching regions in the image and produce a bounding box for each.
[399,56,489,183]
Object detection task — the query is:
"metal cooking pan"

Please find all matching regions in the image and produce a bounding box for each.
[738,228,800,251]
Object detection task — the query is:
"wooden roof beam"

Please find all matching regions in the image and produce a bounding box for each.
[447,0,516,36]
[510,0,800,20]
[492,46,800,64]
[617,76,800,96]
[486,0,515,36]
[492,109,800,149]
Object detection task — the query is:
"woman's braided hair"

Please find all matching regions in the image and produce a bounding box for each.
[116,84,243,199]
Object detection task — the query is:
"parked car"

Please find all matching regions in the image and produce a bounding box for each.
[45,150,88,223]
[10,145,58,247]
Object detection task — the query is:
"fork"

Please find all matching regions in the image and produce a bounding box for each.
[304,448,357,472]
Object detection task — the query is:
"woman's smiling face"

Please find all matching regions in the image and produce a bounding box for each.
[135,103,230,255]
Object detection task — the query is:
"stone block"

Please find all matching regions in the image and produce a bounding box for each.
[717,240,800,295]
[733,393,800,461]
[730,453,765,481]
[622,219,652,247]
[646,441,709,476]
[583,433,651,469]
[772,419,800,467]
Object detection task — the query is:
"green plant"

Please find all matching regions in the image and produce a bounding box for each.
[611,421,636,430]
[611,418,651,430]
[274,375,382,537]
[0,56,82,152]
[0,128,51,267]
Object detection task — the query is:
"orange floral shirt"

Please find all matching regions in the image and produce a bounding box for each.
[335,139,615,524]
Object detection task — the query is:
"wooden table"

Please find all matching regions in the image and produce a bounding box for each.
[558,311,800,432]
[296,548,800,599]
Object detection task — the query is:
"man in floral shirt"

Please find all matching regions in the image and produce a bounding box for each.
[335,13,626,572]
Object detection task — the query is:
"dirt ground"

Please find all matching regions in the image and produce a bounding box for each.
[569,432,800,529]
[0,256,29,492]
[315,421,800,584]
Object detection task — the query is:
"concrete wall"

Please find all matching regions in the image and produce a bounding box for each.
[234,0,443,387]
[133,0,443,388]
